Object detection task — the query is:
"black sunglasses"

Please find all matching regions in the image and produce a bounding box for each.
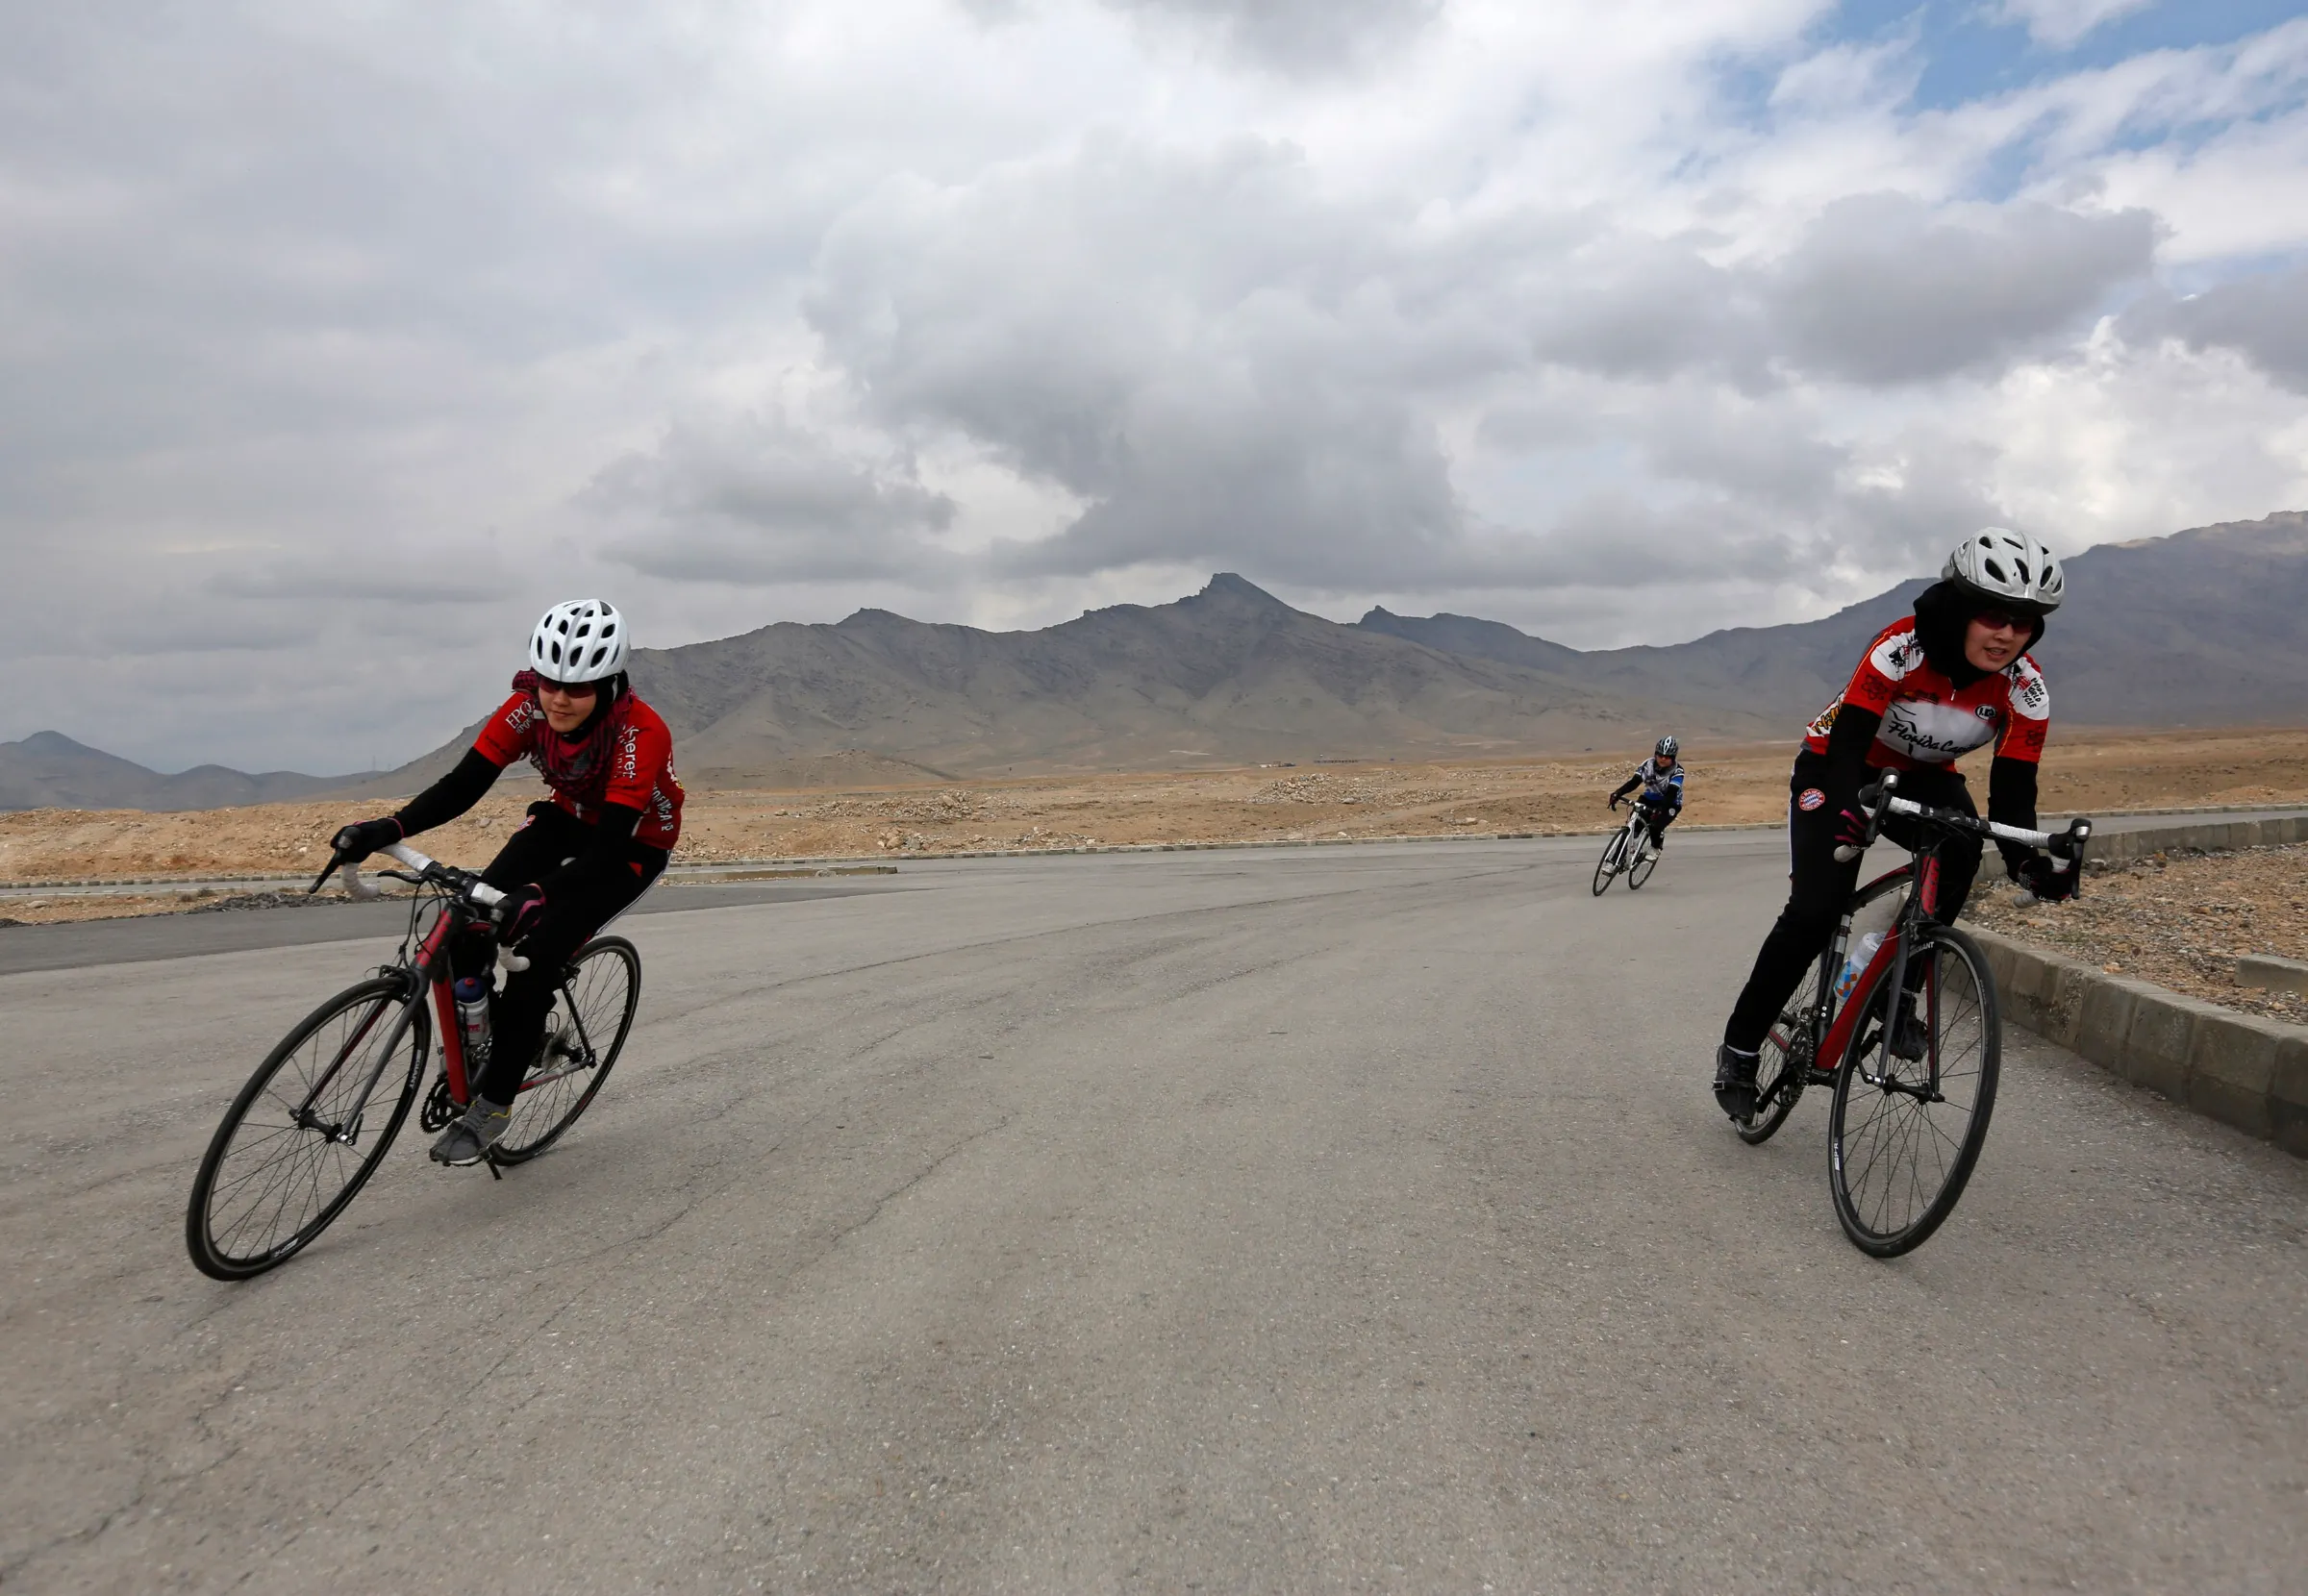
[534,676,600,698]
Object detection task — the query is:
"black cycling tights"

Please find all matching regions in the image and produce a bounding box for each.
[1641,803,1677,844]
[449,805,664,1105]
[1721,754,1981,1056]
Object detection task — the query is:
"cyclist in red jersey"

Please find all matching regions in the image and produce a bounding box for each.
[1713,530,2071,1122]
[331,599,685,1164]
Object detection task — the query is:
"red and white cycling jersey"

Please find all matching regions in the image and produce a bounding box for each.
[1802,620,2047,772]
[472,691,686,848]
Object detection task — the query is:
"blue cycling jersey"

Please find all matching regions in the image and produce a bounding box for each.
[1634,760,1685,808]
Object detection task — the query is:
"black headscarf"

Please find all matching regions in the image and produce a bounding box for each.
[1910,580,2045,687]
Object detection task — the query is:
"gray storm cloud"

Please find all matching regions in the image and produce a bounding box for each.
[2126,264,2308,391]
[1106,0,1443,72]
[590,416,960,585]
[1765,195,2161,384]
[797,137,2172,596]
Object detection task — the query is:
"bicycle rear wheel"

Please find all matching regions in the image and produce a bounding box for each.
[1627,835,1659,889]
[490,935,640,1164]
[1592,828,1627,895]
[186,976,428,1280]
[1827,926,2000,1256]
[1737,956,1823,1146]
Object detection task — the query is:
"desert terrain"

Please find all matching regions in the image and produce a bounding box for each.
[1969,842,2308,1026]
[2,727,2304,926]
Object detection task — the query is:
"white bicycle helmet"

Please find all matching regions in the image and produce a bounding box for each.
[528,599,629,683]
[1944,528,2064,613]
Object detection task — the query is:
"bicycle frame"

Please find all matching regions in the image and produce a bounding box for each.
[275,840,514,1146]
[284,895,479,1146]
[1769,777,2089,1104]
[1804,857,1936,1093]
[1602,805,1648,870]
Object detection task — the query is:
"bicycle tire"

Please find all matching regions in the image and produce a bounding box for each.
[1737,956,1823,1145]
[186,975,429,1280]
[1627,837,1659,890]
[1592,828,1627,896]
[1827,924,2000,1257]
[490,935,641,1164]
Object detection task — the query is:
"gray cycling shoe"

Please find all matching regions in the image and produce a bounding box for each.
[429,1097,513,1166]
[1713,1044,1760,1122]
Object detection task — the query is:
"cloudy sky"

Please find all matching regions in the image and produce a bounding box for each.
[6,0,2306,772]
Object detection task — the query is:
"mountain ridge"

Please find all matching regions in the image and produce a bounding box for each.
[1361,511,2307,727]
[7,511,2301,810]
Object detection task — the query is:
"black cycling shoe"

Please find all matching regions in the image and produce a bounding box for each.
[1713,1044,1760,1122]
[1888,1005,1930,1061]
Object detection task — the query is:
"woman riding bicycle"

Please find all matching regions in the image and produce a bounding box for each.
[1609,736,1685,853]
[1712,529,2070,1122]
[331,599,684,1165]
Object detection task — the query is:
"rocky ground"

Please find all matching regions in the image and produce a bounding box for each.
[1966,842,2308,1027]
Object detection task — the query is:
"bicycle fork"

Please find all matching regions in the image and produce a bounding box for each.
[291,981,428,1146]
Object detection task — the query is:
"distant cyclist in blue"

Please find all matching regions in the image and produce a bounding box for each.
[1608,736,1686,854]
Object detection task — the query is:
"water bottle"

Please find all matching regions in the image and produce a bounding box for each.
[454,975,491,1064]
[1832,889,1900,1007]
[1833,932,1883,1007]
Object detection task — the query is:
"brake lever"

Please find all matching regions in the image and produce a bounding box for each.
[308,849,348,896]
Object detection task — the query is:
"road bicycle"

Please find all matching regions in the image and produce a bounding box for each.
[1593,800,1667,895]
[1734,772,2091,1256]
[185,840,640,1280]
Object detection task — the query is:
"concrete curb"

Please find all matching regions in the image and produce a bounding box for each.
[1969,927,2308,1158]
[2083,813,2308,866]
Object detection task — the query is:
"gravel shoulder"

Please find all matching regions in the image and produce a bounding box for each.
[1965,841,2308,1026]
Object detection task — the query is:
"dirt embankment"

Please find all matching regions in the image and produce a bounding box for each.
[3,728,2304,927]
[1966,843,2308,1028]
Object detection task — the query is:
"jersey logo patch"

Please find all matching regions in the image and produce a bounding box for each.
[1798,787,1826,810]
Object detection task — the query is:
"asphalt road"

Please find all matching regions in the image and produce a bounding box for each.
[4,834,2302,1593]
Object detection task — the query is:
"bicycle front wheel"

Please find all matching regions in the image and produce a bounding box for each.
[1827,926,2000,1256]
[1592,828,1627,896]
[491,935,640,1164]
[186,976,428,1280]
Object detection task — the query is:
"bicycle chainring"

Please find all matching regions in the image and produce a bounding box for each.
[419,1075,457,1133]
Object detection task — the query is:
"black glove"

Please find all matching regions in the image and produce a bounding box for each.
[2015,854,2078,904]
[1608,794,1621,810]
[331,816,403,862]
[494,883,549,942]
